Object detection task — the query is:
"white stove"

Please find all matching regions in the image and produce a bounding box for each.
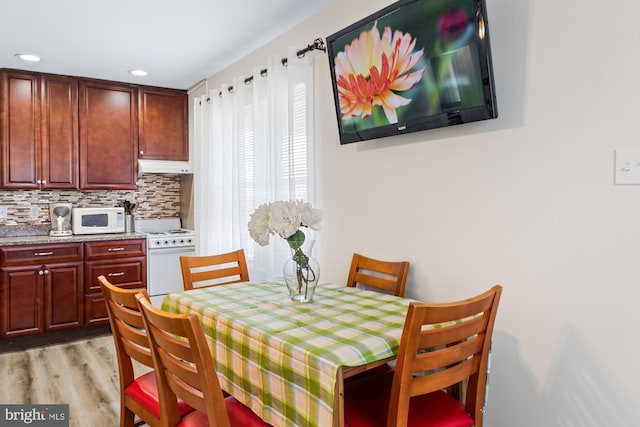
[146,229,196,249]
[135,218,196,305]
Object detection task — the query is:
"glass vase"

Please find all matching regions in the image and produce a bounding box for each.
[283,239,320,302]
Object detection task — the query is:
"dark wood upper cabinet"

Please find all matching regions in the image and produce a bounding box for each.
[138,86,188,161]
[41,74,79,189]
[1,70,39,189]
[2,69,187,190]
[79,79,138,190]
[0,70,78,189]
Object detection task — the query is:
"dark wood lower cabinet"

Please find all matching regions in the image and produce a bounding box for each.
[45,262,83,331]
[0,238,146,338]
[0,267,42,337]
[83,239,146,325]
[83,292,109,326]
[83,258,146,325]
[1,262,82,337]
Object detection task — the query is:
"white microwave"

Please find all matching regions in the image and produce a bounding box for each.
[72,207,125,234]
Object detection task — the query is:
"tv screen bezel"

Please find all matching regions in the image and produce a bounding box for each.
[326,0,498,145]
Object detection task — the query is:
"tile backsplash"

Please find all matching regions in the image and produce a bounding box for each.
[0,174,181,225]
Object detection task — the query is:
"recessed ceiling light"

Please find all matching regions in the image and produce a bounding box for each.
[15,53,41,62]
[129,69,148,77]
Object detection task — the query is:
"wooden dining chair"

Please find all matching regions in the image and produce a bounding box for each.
[344,285,503,427]
[135,293,271,427]
[98,275,193,427]
[347,253,410,297]
[180,249,250,291]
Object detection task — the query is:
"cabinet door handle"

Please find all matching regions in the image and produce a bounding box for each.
[39,270,44,276]
[43,270,49,275]
[108,247,125,252]
[34,251,54,256]
[108,272,125,277]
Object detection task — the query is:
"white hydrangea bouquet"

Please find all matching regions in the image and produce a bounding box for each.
[248,200,322,301]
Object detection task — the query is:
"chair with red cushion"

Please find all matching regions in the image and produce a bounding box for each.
[345,253,411,381]
[347,253,410,297]
[344,285,502,427]
[135,292,271,427]
[98,275,194,427]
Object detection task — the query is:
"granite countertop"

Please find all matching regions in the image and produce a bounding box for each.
[0,225,147,247]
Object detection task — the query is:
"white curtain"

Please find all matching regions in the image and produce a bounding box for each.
[193,48,315,280]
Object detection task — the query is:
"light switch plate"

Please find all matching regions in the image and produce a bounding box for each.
[30,205,39,219]
[0,206,7,219]
[615,149,640,184]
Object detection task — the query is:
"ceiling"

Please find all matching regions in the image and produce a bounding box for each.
[0,0,333,90]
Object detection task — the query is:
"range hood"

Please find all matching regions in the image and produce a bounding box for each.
[138,159,193,174]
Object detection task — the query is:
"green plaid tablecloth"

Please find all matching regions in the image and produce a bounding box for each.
[161,281,413,427]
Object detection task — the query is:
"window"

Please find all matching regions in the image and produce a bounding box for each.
[193,52,315,279]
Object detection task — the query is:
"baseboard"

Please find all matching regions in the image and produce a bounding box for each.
[0,324,112,354]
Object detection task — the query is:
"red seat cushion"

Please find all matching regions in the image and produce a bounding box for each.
[344,372,474,427]
[125,371,193,419]
[178,396,270,427]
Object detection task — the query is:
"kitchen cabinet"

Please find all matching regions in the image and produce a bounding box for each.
[0,243,83,337]
[138,86,188,161]
[0,70,78,189]
[83,238,146,325]
[41,74,79,188]
[79,78,138,190]
[3,69,187,190]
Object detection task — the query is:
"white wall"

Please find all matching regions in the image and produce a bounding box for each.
[201,0,640,424]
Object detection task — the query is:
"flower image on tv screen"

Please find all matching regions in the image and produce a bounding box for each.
[326,0,497,144]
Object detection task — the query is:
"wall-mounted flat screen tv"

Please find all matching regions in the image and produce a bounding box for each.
[326,0,498,144]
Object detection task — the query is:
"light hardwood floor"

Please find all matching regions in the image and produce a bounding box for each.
[0,335,151,427]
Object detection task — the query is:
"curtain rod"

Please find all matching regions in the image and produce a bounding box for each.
[210,38,326,99]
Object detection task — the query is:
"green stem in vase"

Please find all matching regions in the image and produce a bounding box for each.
[287,230,317,296]
[293,247,317,296]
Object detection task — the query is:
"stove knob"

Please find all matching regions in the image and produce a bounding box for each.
[180,239,185,244]
[172,239,178,245]
[163,240,169,245]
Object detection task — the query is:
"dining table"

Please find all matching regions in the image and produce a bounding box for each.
[161,280,414,427]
